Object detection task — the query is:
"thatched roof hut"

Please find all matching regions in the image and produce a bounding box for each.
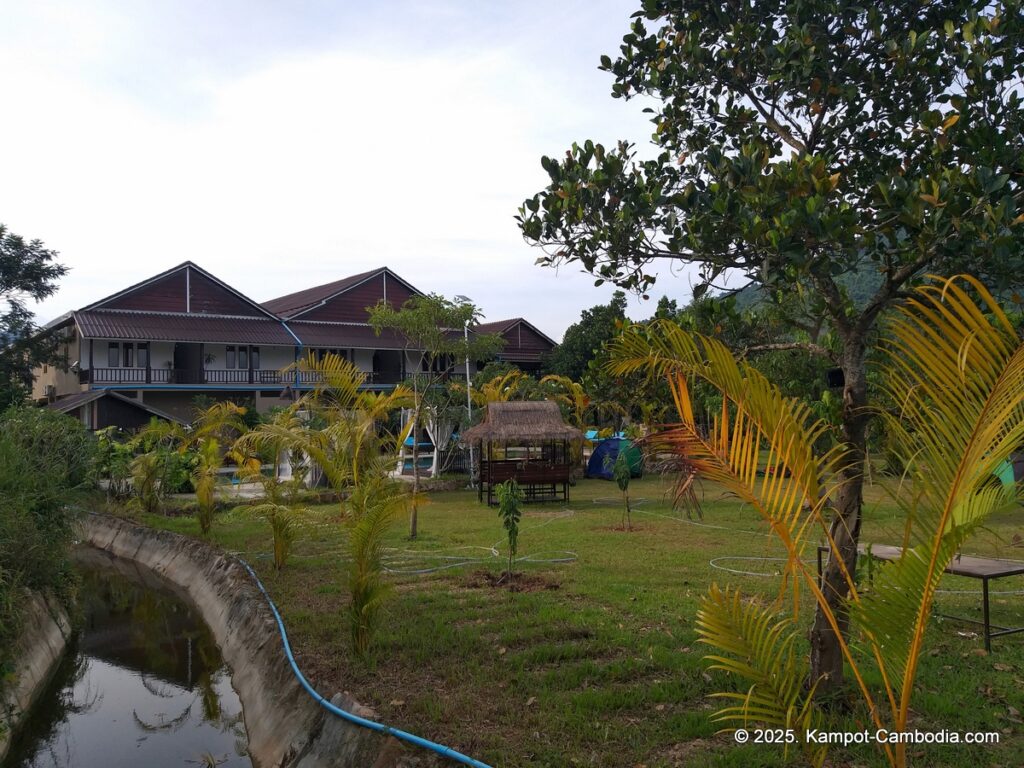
[462,401,584,444]
[463,401,583,505]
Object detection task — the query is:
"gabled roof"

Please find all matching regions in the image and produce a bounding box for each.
[474,318,519,335]
[476,317,558,348]
[47,390,186,424]
[262,267,424,319]
[83,261,281,320]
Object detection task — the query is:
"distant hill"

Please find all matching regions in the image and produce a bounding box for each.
[730,268,884,311]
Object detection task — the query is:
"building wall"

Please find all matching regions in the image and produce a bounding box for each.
[199,343,294,373]
[352,349,375,373]
[30,327,84,401]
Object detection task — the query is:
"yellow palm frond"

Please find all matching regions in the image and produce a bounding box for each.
[607,321,888,743]
[697,584,826,768]
[609,322,847,597]
[853,275,1024,735]
[287,352,366,411]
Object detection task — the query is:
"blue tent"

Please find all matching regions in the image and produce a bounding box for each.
[586,437,643,480]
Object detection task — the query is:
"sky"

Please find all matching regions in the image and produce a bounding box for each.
[1,1,699,341]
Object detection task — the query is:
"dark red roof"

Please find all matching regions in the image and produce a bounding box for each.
[476,318,558,349]
[262,268,384,317]
[48,390,186,424]
[287,322,409,349]
[75,310,297,345]
[85,261,279,319]
[475,318,520,335]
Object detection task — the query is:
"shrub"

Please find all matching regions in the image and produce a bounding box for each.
[0,408,95,683]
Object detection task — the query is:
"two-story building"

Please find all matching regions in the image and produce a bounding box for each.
[33,262,557,428]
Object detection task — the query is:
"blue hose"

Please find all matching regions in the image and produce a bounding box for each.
[237,559,493,768]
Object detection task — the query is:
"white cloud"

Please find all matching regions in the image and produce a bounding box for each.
[0,1,696,340]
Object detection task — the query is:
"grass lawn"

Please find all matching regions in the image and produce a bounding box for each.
[141,476,1024,767]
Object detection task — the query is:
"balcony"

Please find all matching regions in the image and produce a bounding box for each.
[84,368,288,386]
[82,368,468,387]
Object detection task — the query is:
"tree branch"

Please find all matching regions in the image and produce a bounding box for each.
[740,342,838,363]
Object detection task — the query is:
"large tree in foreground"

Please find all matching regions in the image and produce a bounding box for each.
[0,224,68,409]
[519,1,1024,691]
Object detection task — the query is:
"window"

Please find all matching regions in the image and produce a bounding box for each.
[122,343,134,368]
[226,345,258,369]
[137,343,149,368]
[108,343,119,367]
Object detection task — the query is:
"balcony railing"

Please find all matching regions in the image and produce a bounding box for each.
[85,368,287,385]
[82,368,468,387]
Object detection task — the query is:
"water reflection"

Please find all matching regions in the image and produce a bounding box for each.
[3,548,250,768]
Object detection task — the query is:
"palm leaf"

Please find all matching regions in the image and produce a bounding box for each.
[852,275,1024,733]
[608,322,849,602]
[697,584,826,767]
[607,322,891,737]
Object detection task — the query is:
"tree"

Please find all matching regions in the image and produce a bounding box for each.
[368,294,504,538]
[544,291,627,381]
[519,0,1024,691]
[0,225,68,409]
[612,276,1024,767]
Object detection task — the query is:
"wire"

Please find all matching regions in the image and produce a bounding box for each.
[383,508,579,575]
[630,497,1024,595]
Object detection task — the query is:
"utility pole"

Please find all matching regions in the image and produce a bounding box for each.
[464,319,475,488]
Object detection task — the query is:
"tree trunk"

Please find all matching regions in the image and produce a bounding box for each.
[410,403,420,539]
[808,331,870,695]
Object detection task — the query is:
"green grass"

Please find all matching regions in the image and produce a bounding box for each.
[141,477,1024,767]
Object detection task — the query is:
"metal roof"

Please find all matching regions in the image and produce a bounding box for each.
[75,310,297,345]
[287,321,408,349]
[262,267,382,317]
[261,267,425,318]
[47,390,186,424]
[475,317,559,348]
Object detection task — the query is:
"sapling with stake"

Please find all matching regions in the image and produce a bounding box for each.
[496,479,524,581]
[612,450,632,531]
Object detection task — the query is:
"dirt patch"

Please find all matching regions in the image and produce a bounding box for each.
[594,524,644,532]
[659,735,732,765]
[462,569,561,593]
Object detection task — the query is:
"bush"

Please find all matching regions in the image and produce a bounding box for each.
[1,406,95,488]
[0,407,95,681]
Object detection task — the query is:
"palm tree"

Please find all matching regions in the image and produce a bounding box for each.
[453,369,529,408]
[193,438,222,535]
[344,466,409,656]
[608,275,1024,768]
[285,353,412,489]
[541,374,625,429]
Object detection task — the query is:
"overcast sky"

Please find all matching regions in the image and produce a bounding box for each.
[1,1,698,340]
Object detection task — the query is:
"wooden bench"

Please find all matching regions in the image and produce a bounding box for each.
[817,543,1024,652]
[479,460,573,505]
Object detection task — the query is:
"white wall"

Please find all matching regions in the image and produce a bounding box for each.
[352,349,375,373]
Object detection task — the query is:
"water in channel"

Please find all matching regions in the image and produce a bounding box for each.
[3,548,251,768]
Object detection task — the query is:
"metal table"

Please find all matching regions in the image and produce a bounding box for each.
[817,543,1024,652]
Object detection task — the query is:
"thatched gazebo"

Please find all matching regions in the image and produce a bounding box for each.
[462,400,584,505]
